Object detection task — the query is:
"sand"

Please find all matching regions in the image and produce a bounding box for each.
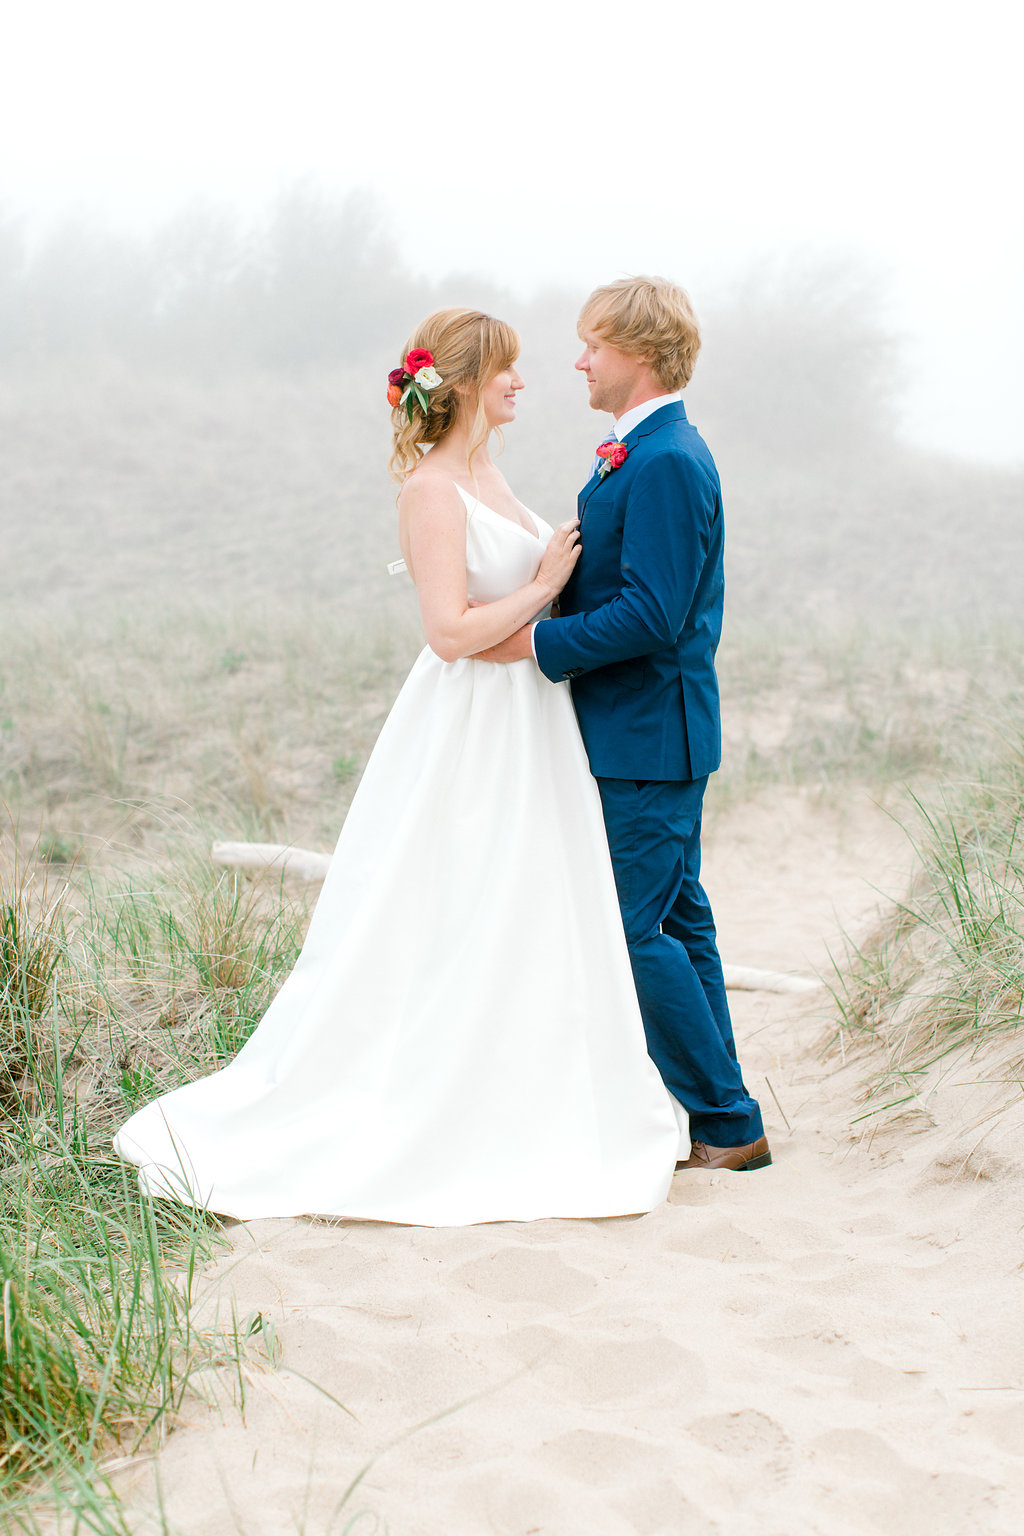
[110,789,1024,1536]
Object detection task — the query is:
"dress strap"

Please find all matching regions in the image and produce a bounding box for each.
[452,483,478,513]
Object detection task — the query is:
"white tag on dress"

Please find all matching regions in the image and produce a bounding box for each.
[386,559,408,576]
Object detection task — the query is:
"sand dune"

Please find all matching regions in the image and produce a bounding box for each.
[109,791,1024,1535]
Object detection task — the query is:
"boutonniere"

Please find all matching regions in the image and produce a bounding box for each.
[596,441,628,478]
[387,349,444,422]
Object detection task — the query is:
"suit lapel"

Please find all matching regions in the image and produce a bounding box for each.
[578,470,604,518]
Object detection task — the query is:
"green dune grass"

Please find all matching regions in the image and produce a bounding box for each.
[0,830,301,1528]
[828,733,1024,1126]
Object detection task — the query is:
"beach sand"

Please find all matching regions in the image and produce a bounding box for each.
[111,789,1024,1535]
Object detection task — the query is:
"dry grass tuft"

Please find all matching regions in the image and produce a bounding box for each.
[0,819,304,1524]
[828,735,1024,1130]
[0,826,72,1119]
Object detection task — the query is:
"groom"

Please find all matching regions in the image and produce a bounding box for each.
[483,275,768,1171]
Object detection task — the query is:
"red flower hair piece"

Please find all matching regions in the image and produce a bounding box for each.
[386,350,444,420]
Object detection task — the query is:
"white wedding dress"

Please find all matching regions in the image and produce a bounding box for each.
[115,489,681,1225]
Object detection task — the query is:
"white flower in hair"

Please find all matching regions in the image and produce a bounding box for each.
[414,366,442,389]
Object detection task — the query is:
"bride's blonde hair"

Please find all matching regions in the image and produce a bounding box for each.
[388,308,520,482]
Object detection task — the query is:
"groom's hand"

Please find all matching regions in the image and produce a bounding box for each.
[473,625,535,663]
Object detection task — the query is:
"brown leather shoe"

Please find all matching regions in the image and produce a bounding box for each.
[675,1136,772,1172]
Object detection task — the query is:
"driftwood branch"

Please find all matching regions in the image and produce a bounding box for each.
[720,964,822,995]
[212,840,333,883]
[212,841,825,995]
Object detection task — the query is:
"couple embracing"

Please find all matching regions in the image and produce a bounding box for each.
[115,275,769,1227]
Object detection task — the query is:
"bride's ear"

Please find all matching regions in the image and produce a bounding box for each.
[451,380,478,418]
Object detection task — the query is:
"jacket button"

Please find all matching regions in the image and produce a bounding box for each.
[564,668,583,679]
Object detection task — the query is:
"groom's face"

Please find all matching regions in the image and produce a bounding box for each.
[575,332,652,419]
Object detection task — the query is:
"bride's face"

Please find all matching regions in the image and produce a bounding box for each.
[480,362,524,428]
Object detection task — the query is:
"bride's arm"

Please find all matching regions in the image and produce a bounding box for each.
[399,479,579,663]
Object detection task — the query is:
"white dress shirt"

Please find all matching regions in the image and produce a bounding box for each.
[609,391,682,443]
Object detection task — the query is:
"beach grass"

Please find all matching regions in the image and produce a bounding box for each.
[0,825,306,1530]
[5,605,1024,861]
[714,616,1024,807]
[826,732,1024,1130]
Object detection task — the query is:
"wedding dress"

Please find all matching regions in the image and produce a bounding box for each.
[115,488,680,1224]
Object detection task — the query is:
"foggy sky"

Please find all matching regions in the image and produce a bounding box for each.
[4,0,1021,464]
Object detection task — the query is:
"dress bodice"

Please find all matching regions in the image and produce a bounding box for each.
[455,486,553,606]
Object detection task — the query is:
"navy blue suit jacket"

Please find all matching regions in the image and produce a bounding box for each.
[533,401,724,781]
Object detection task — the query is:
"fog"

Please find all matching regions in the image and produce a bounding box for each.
[4,0,1022,465]
[1,190,1020,629]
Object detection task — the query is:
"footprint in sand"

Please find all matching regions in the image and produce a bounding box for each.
[687,1407,791,1466]
[611,1478,719,1536]
[536,1435,719,1536]
[755,1327,916,1401]
[661,1215,766,1263]
[456,1465,627,1536]
[502,1325,708,1406]
[452,1246,599,1309]
[805,1427,1000,1530]
[274,1314,393,1409]
[534,1427,668,1483]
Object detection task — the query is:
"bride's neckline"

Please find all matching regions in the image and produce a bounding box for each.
[452,482,540,539]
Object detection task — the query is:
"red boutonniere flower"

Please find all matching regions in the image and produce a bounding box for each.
[596,441,628,478]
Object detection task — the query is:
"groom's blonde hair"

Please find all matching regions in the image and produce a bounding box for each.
[579,276,701,391]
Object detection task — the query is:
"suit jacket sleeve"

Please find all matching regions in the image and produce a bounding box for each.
[534,450,717,682]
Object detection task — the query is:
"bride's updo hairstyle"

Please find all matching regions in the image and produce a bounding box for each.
[389,308,520,482]
[579,275,701,392]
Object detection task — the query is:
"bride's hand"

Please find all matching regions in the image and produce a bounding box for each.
[536,520,581,598]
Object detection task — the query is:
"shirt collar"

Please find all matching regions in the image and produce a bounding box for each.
[613,391,682,442]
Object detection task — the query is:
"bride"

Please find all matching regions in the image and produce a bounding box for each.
[114,308,680,1226]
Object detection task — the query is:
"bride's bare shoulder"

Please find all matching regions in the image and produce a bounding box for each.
[398,465,465,519]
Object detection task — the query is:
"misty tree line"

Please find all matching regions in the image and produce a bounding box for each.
[0,187,903,462]
[0,188,434,369]
[4,185,1019,625]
